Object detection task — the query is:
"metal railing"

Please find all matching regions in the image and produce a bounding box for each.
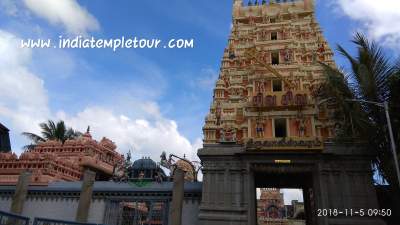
[0,210,30,225]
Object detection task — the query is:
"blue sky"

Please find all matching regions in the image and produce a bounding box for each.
[0,0,399,162]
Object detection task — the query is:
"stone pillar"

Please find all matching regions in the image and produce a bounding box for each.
[10,171,31,214]
[76,169,96,223]
[247,170,256,225]
[170,168,184,225]
[313,165,328,225]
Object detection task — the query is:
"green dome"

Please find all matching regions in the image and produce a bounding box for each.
[132,157,158,170]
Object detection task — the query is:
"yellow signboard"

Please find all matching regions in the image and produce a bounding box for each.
[245,138,324,151]
[274,160,291,164]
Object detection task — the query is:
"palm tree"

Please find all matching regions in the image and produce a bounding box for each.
[389,60,400,144]
[319,33,399,189]
[22,120,82,150]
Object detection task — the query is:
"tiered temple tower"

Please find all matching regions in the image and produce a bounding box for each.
[0,130,123,185]
[203,0,336,148]
[198,1,385,225]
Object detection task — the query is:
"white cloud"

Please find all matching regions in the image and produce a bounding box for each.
[0,30,50,133]
[56,107,201,161]
[0,29,201,164]
[23,0,100,35]
[332,0,400,49]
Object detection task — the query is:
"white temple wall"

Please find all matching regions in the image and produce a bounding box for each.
[0,196,11,211]
[182,199,200,225]
[23,197,79,221]
[88,199,107,224]
[0,196,106,224]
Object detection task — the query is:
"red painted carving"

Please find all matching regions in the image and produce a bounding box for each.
[0,132,123,185]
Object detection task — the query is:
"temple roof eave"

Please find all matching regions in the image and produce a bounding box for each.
[0,181,203,197]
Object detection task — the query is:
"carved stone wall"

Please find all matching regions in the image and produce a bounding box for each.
[0,131,123,185]
[197,144,386,225]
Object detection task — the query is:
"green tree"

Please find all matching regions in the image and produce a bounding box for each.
[320,33,399,189]
[22,120,82,150]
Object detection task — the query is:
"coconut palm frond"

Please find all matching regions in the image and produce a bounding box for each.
[21,132,46,143]
[55,121,67,142]
[326,33,400,187]
[66,128,82,140]
[22,120,83,147]
[40,120,57,140]
[22,144,37,151]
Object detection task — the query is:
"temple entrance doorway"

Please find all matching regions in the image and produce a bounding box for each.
[254,171,314,225]
[198,145,385,225]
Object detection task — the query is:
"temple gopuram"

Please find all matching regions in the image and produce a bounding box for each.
[198,1,385,225]
[203,0,336,149]
[0,130,123,185]
[257,188,305,225]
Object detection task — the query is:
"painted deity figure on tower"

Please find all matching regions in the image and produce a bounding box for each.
[283,47,292,64]
[297,111,306,137]
[256,121,265,138]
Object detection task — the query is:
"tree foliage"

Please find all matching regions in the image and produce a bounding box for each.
[320,33,399,189]
[22,120,82,150]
